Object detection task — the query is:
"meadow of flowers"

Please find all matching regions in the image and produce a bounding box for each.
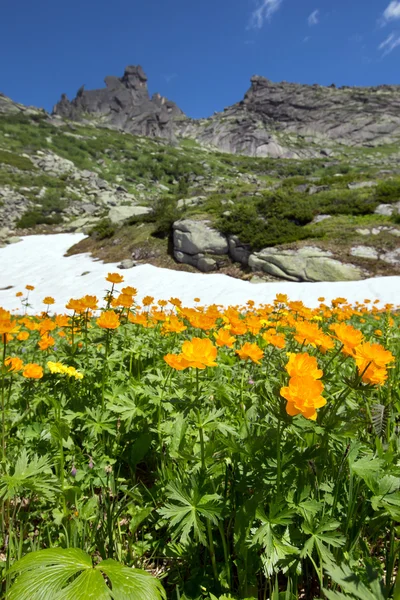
[0,273,399,599]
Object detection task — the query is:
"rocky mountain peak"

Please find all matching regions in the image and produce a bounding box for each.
[53,65,184,140]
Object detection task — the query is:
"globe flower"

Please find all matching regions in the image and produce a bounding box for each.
[162,316,187,335]
[180,338,218,369]
[142,296,154,307]
[330,322,363,355]
[213,328,236,348]
[25,285,35,291]
[121,286,137,296]
[262,330,286,349]
[281,376,326,421]
[17,331,30,341]
[354,342,394,386]
[81,295,99,310]
[22,363,44,379]
[285,353,323,380]
[38,336,55,351]
[5,357,24,372]
[236,342,264,364]
[97,310,120,330]
[294,321,334,352]
[42,297,55,305]
[163,353,189,371]
[106,273,124,284]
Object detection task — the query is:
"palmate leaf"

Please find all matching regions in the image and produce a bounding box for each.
[7,548,166,600]
[322,559,386,600]
[0,450,59,501]
[159,480,222,545]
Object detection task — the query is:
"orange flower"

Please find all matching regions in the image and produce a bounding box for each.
[330,323,363,355]
[25,285,35,291]
[65,298,86,313]
[213,328,236,348]
[121,286,137,296]
[294,321,334,352]
[97,310,120,330]
[354,342,394,370]
[15,292,23,298]
[163,353,189,371]
[81,295,98,310]
[39,319,57,336]
[42,297,55,305]
[275,294,288,304]
[55,315,70,328]
[285,353,323,380]
[262,330,286,349]
[158,299,168,307]
[128,312,149,327]
[17,331,29,341]
[22,363,43,379]
[116,294,134,308]
[5,357,24,372]
[169,297,182,308]
[281,376,326,421]
[38,335,55,351]
[106,273,124,284]
[354,342,394,386]
[236,342,263,364]
[180,337,218,369]
[142,296,154,307]
[162,316,187,335]
[0,315,20,338]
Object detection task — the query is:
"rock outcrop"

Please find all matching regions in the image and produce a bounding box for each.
[53,66,184,141]
[248,246,364,282]
[173,219,229,272]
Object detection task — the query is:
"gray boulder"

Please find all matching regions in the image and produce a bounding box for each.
[174,251,217,273]
[108,205,151,225]
[248,246,364,282]
[374,201,400,216]
[350,246,379,260]
[118,259,137,269]
[173,219,228,255]
[348,181,377,190]
[228,235,251,265]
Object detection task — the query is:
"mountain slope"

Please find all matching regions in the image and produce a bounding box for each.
[52,65,400,158]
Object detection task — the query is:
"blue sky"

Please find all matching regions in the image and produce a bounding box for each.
[1,0,399,119]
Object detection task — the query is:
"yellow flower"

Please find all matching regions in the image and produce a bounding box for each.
[42,297,55,305]
[25,285,35,291]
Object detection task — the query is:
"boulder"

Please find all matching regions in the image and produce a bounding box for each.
[108,205,151,225]
[174,251,217,273]
[374,201,400,216]
[248,246,364,282]
[350,246,379,260]
[381,249,400,265]
[347,181,377,190]
[173,219,228,256]
[228,235,251,266]
[117,259,136,269]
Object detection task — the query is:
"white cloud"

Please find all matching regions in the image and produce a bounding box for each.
[308,9,320,26]
[248,0,283,29]
[383,1,400,22]
[379,32,400,55]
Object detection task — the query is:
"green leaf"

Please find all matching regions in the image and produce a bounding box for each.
[7,548,166,600]
[0,450,59,501]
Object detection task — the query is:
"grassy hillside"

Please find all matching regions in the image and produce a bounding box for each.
[0,112,399,278]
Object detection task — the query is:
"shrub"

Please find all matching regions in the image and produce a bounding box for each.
[90,218,116,240]
[0,150,35,171]
[16,210,63,228]
[375,178,400,203]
